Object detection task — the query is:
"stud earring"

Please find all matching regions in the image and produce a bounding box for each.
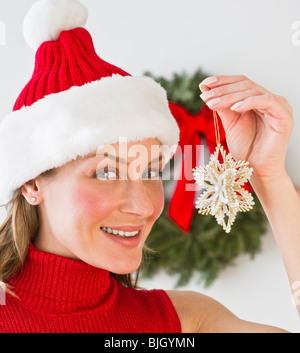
[31,197,37,203]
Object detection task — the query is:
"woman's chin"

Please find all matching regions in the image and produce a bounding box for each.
[108,259,142,275]
[89,252,142,275]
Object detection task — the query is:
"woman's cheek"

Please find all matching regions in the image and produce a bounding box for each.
[68,184,117,222]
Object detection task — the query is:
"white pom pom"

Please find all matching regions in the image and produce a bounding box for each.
[23,0,88,50]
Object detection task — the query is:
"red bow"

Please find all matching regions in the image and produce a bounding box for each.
[168,102,252,233]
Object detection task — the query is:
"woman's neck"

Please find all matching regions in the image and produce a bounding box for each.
[6,242,118,314]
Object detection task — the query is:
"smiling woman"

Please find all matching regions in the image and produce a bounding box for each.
[0,0,181,333]
[24,138,166,276]
[0,0,297,333]
[0,138,165,292]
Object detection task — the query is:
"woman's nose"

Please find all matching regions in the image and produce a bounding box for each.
[119,180,155,218]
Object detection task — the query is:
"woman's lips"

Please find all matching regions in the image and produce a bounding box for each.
[100,224,146,232]
[99,227,144,248]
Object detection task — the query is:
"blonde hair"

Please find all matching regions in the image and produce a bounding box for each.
[0,168,148,297]
[0,185,40,297]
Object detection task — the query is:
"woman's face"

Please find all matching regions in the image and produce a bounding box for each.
[22,138,165,274]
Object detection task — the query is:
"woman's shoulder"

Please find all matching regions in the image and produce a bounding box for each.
[164,289,243,333]
[164,290,289,333]
[164,290,213,333]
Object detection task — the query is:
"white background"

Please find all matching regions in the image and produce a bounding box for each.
[0,0,300,332]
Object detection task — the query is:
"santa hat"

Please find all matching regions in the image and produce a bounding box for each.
[0,0,180,205]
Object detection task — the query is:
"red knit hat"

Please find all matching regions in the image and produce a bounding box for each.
[0,0,180,205]
[13,26,131,111]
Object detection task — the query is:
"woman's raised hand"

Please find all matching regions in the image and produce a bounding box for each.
[199,75,294,181]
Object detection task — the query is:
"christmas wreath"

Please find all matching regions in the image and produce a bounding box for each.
[140,68,268,287]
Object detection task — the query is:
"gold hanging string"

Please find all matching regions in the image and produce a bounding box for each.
[193,108,255,233]
[213,110,221,147]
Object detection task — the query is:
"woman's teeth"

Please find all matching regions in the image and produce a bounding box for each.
[101,227,139,237]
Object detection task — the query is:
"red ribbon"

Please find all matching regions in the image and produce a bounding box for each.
[168,102,252,233]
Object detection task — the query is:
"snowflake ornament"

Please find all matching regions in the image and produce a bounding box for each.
[192,143,255,233]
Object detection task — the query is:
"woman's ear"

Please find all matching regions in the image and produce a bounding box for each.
[21,179,42,204]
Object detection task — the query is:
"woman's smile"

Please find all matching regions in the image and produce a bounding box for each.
[99,226,144,249]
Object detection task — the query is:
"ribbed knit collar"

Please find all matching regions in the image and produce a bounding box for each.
[7,242,118,315]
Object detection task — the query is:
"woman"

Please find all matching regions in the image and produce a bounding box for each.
[0,0,297,333]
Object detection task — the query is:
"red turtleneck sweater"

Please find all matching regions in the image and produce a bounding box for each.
[0,243,181,333]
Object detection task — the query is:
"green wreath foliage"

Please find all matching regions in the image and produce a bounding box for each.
[140,68,269,288]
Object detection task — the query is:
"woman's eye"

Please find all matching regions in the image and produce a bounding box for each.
[143,170,163,180]
[94,168,163,180]
[95,169,118,180]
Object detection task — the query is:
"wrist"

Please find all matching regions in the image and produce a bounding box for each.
[249,169,291,194]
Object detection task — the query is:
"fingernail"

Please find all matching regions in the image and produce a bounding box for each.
[199,76,217,89]
[206,97,221,108]
[230,101,244,111]
[200,90,216,101]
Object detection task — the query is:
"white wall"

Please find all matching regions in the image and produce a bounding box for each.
[0,0,299,332]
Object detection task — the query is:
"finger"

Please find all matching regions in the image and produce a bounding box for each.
[203,89,261,110]
[276,95,294,115]
[199,75,269,95]
[199,78,248,94]
[199,75,248,92]
[199,82,211,93]
[200,80,263,103]
[229,94,291,119]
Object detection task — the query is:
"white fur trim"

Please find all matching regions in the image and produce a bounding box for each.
[23,0,88,50]
[0,75,180,205]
